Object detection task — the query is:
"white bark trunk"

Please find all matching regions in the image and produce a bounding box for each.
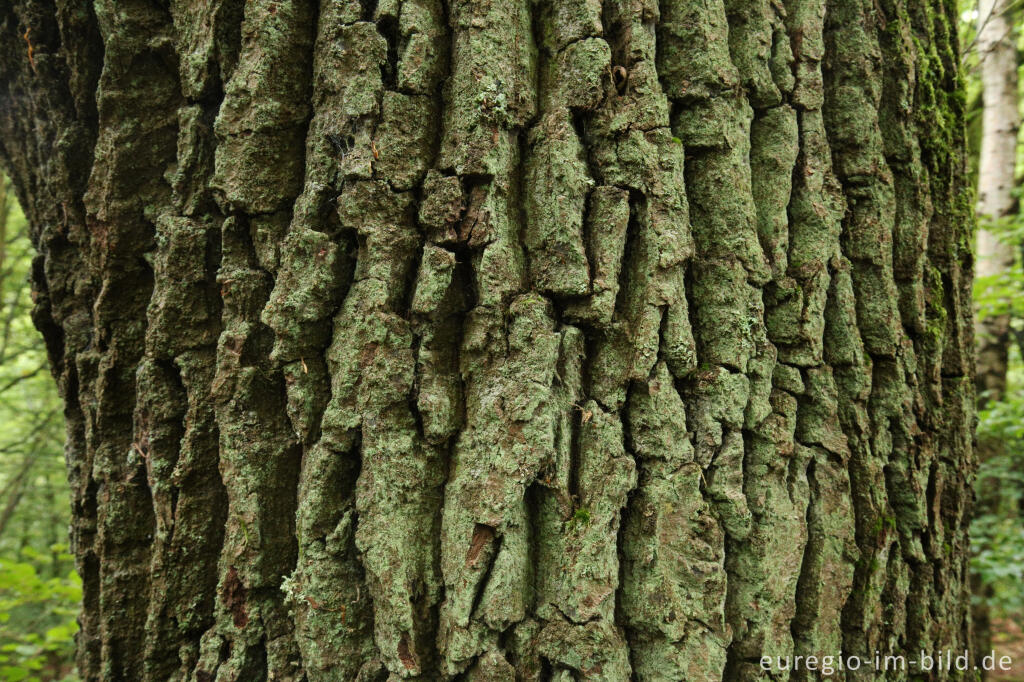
[976,0,1019,400]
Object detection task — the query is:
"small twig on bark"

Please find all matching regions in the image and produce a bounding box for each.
[23,27,36,74]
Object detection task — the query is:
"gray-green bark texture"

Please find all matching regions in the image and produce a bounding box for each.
[0,0,976,680]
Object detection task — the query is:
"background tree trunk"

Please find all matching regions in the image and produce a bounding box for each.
[0,0,976,680]
[972,0,1019,669]
[975,0,1018,403]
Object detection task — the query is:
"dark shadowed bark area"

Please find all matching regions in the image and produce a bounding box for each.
[0,0,975,680]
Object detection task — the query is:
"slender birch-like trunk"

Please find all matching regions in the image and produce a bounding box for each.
[975,0,1018,402]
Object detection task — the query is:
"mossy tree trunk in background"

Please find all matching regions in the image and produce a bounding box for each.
[0,0,976,680]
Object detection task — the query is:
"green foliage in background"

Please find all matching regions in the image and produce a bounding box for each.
[960,0,1024,628]
[0,175,77,681]
[974,207,1024,324]
[0,556,80,682]
[971,212,1024,622]
[973,377,1024,615]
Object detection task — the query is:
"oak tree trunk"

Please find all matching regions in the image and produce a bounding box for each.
[0,0,976,680]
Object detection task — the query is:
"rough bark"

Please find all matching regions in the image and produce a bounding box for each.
[0,0,976,680]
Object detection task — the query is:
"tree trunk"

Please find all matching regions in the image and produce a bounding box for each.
[0,1,976,680]
[975,0,1018,403]
[972,0,1019,669]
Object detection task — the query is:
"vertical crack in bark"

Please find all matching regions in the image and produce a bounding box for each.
[73,1,186,677]
[130,1,245,676]
[821,0,910,664]
[816,0,974,669]
[660,0,766,676]
[719,0,815,667]
[190,0,318,677]
[432,0,545,675]
[905,0,976,661]
[270,4,383,673]
[274,0,454,677]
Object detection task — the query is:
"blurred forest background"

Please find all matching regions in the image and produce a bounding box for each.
[966,1,1024,680]
[0,3,1022,681]
[0,173,79,681]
